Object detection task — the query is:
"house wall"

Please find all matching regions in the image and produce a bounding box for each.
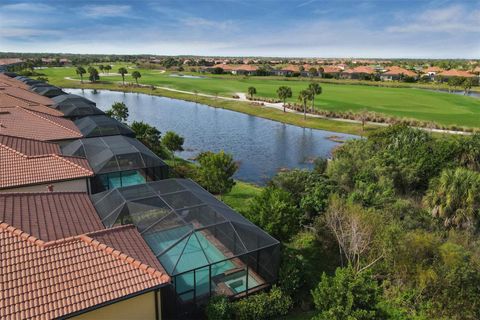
[1,179,88,193]
[70,291,160,320]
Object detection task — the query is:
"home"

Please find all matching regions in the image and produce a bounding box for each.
[340,66,376,80]
[0,135,93,192]
[436,69,476,82]
[380,66,417,81]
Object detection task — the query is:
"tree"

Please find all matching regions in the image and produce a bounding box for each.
[130,121,167,156]
[76,66,86,83]
[356,109,370,132]
[98,64,104,74]
[104,64,112,74]
[105,101,129,122]
[245,186,301,241]
[118,67,128,85]
[424,167,480,229]
[196,150,237,197]
[131,71,142,85]
[309,67,318,77]
[247,86,256,99]
[462,77,474,95]
[311,267,383,320]
[324,195,383,273]
[87,66,99,83]
[162,131,184,165]
[277,86,292,112]
[298,89,313,120]
[308,82,322,113]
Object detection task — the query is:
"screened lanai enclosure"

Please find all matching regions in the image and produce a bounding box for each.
[51,94,105,119]
[61,136,169,193]
[91,179,280,305]
[74,115,135,138]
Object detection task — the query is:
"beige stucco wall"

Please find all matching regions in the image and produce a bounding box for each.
[0,179,88,193]
[70,291,159,320]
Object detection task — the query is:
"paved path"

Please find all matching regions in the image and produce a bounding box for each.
[62,77,470,135]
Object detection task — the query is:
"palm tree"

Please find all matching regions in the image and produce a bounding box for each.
[277,86,292,112]
[76,66,86,84]
[308,82,322,113]
[247,86,257,99]
[298,89,313,120]
[424,167,480,229]
[131,71,141,85]
[118,67,128,85]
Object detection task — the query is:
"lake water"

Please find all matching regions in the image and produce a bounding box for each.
[66,89,357,184]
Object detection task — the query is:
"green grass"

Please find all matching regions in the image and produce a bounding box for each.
[42,65,480,129]
[222,181,262,212]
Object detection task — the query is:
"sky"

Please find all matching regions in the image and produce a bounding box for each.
[0,0,479,58]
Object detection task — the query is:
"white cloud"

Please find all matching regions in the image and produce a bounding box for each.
[180,17,236,31]
[387,5,480,33]
[82,5,132,18]
[1,2,53,12]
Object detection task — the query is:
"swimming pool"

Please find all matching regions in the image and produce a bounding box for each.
[144,227,242,299]
[99,170,146,189]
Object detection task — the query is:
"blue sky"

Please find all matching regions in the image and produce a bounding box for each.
[0,0,478,58]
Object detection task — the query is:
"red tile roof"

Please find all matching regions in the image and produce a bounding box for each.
[423,66,444,73]
[1,86,53,106]
[383,66,417,77]
[0,58,22,66]
[0,192,103,241]
[0,137,93,189]
[0,135,60,156]
[321,66,342,73]
[438,69,476,78]
[343,66,375,74]
[0,106,82,141]
[213,64,258,71]
[0,91,63,116]
[0,222,170,319]
[0,74,30,90]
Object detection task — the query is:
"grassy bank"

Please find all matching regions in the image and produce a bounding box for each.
[42,65,480,129]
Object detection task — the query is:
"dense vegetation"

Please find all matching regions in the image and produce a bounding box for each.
[207,125,480,320]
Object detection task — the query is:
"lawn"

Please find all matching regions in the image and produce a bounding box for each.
[41,65,480,128]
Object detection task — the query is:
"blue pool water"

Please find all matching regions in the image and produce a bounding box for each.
[144,227,237,299]
[107,171,146,189]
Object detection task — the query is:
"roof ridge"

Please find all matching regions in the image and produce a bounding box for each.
[52,154,94,175]
[79,233,170,283]
[0,221,169,283]
[0,191,88,196]
[0,221,45,246]
[84,224,136,237]
[19,107,80,135]
[0,143,28,158]
[3,92,37,106]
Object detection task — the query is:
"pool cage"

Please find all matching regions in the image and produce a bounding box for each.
[51,94,105,119]
[61,135,169,193]
[91,179,280,308]
[74,115,135,138]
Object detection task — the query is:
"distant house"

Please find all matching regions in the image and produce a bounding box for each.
[0,135,93,192]
[321,66,342,78]
[422,66,444,80]
[436,69,476,82]
[203,64,258,75]
[380,66,417,81]
[340,66,376,80]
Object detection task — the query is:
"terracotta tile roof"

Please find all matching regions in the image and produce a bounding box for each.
[474,66,480,73]
[383,66,417,77]
[0,192,103,241]
[0,222,170,319]
[0,135,60,156]
[438,69,475,78]
[0,91,63,116]
[343,66,375,74]
[424,66,444,73]
[322,66,342,73]
[1,86,53,106]
[0,138,93,189]
[89,226,167,274]
[0,106,82,141]
[0,74,30,90]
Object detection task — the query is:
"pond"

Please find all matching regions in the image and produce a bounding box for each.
[66,89,358,185]
[169,74,205,79]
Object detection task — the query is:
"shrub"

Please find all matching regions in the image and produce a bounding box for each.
[232,286,292,320]
[205,295,233,320]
